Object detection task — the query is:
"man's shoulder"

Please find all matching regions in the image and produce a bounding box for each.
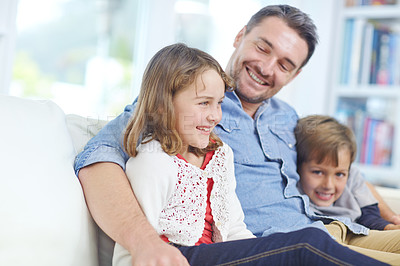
[269,97,297,114]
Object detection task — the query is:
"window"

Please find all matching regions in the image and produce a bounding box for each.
[11,0,138,118]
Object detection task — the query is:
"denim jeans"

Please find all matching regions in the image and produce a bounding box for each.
[176,228,387,266]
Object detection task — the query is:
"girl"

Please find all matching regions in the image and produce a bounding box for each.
[112,43,385,266]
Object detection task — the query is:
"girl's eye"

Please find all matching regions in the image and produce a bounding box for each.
[218,99,223,105]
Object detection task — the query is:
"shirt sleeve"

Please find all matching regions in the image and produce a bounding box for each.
[356,204,390,230]
[74,102,136,175]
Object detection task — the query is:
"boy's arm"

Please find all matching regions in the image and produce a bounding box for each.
[356,204,390,230]
[79,162,189,266]
[365,182,400,225]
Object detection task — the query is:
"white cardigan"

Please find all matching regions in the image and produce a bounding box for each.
[113,140,254,265]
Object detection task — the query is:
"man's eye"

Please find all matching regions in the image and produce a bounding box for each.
[280,63,289,72]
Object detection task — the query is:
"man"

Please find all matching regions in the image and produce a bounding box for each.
[75,5,396,265]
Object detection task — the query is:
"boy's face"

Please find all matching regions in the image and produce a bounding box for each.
[299,148,351,207]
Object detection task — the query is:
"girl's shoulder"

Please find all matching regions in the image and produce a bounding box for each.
[126,140,176,178]
[130,139,176,169]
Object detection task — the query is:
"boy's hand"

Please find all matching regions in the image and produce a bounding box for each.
[390,214,400,225]
[384,223,400,230]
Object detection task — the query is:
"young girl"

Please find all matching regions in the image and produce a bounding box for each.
[295,115,400,264]
[112,43,386,266]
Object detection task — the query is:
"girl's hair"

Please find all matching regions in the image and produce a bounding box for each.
[245,5,318,69]
[124,43,234,157]
[294,115,357,169]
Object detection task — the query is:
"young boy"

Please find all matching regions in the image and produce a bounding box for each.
[295,115,400,262]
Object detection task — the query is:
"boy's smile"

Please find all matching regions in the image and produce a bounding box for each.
[299,148,351,207]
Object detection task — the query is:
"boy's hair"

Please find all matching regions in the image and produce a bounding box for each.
[124,43,234,157]
[246,5,318,69]
[295,115,357,169]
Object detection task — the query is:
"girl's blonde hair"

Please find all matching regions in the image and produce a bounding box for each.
[124,43,234,157]
[295,115,357,169]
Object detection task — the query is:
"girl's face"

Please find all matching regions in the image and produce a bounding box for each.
[299,148,351,207]
[173,69,225,156]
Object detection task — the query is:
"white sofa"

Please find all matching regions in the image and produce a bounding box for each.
[0,95,110,266]
[1,94,399,266]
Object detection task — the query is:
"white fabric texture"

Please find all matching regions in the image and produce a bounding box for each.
[113,140,254,265]
[0,95,98,266]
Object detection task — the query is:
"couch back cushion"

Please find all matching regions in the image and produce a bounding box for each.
[0,95,98,266]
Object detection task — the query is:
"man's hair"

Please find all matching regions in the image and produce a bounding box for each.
[246,5,318,68]
[295,115,357,169]
[124,43,234,157]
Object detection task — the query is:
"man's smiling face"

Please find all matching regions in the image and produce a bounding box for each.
[227,16,308,112]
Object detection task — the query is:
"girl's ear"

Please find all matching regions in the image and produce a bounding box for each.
[233,26,247,48]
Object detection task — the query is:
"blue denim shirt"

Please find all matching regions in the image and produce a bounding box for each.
[74,91,327,237]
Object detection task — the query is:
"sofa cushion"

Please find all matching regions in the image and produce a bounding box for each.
[0,95,98,266]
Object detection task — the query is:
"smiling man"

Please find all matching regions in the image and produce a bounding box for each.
[75,5,393,265]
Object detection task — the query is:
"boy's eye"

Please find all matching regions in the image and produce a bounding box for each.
[312,170,323,175]
[336,173,346,178]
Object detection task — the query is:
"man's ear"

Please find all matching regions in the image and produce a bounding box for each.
[233,26,247,48]
[289,68,302,83]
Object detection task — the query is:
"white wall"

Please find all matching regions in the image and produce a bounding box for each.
[274,0,337,117]
[195,0,337,117]
[0,0,18,94]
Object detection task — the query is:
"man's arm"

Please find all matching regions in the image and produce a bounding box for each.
[366,181,400,225]
[78,162,189,266]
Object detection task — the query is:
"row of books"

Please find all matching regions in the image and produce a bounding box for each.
[336,102,394,166]
[345,0,397,6]
[340,18,400,86]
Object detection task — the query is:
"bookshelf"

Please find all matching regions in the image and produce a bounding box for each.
[329,0,400,188]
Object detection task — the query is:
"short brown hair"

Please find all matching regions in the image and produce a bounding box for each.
[124,43,234,157]
[295,115,357,169]
[246,5,318,68]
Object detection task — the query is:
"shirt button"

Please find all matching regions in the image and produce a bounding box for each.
[288,143,293,148]
[216,221,221,227]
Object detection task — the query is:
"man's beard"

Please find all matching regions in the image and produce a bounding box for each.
[234,79,268,104]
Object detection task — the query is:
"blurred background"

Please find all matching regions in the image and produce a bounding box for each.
[1,0,400,188]
[0,0,336,118]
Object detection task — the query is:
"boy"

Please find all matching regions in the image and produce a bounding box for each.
[295,115,400,263]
